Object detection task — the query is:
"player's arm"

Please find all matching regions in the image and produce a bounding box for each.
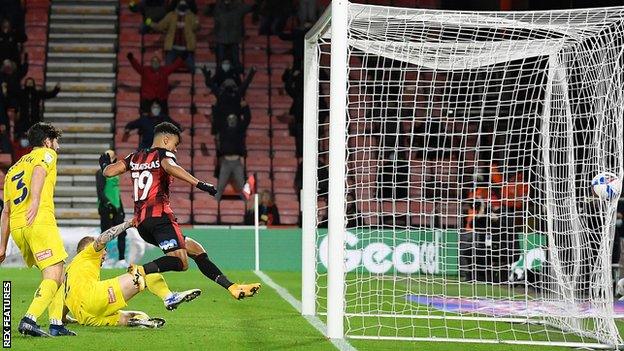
[0,200,10,264]
[26,166,46,226]
[93,219,135,252]
[100,151,128,177]
[161,158,217,196]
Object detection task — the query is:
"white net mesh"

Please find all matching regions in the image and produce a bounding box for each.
[310,3,624,347]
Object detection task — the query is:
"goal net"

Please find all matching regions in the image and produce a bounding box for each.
[302,1,624,348]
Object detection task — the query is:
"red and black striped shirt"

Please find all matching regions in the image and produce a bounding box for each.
[122,148,177,223]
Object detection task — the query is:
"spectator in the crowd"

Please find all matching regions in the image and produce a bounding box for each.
[131,0,198,33]
[146,0,199,71]
[279,20,312,71]
[297,0,321,24]
[258,190,280,225]
[211,78,244,134]
[127,52,185,113]
[0,0,25,35]
[124,100,182,150]
[244,190,281,225]
[213,0,254,69]
[14,78,61,139]
[130,0,168,33]
[214,100,251,201]
[501,170,528,210]
[282,66,303,157]
[201,60,256,98]
[0,82,10,153]
[96,149,127,267]
[0,56,28,105]
[0,19,25,64]
[256,0,293,36]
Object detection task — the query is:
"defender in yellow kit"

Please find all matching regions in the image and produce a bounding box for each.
[0,122,75,337]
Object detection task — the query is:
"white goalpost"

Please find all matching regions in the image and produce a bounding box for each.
[302,1,624,348]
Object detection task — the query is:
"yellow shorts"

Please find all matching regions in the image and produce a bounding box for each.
[11,225,68,270]
[70,277,128,327]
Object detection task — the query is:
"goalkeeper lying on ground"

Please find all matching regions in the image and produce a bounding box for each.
[63,220,201,328]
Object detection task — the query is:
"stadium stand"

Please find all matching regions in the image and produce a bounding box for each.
[0,0,49,208]
[0,0,436,226]
[45,0,118,226]
[116,0,304,225]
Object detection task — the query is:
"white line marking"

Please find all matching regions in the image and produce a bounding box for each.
[254,270,357,351]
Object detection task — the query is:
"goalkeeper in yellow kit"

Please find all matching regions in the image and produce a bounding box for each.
[0,123,75,337]
[64,220,201,328]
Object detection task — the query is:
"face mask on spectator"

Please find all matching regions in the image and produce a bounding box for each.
[151,60,160,70]
[221,62,231,72]
[20,138,28,148]
[618,218,623,227]
[177,2,188,12]
[151,106,161,116]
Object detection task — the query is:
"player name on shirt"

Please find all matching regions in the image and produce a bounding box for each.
[129,160,161,171]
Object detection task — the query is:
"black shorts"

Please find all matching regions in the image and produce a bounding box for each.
[136,215,186,253]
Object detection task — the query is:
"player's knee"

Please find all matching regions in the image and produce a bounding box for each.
[185,237,205,256]
[42,261,65,286]
[167,252,188,271]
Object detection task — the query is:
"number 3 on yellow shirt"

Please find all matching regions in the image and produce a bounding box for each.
[11,170,28,205]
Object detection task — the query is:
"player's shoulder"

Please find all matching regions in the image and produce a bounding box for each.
[156,148,177,161]
[31,147,57,165]
[30,147,57,158]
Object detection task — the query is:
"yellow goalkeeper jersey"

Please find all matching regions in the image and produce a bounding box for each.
[65,243,104,316]
[4,147,58,229]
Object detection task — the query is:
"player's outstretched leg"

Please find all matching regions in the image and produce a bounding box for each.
[184,237,261,300]
[120,311,166,329]
[145,273,201,310]
[139,248,189,276]
[127,264,146,290]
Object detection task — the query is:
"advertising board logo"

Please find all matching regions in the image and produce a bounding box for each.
[318,231,441,274]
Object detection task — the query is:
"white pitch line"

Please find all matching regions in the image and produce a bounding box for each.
[254,270,357,351]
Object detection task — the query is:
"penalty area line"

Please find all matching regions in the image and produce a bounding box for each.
[254,270,357,351]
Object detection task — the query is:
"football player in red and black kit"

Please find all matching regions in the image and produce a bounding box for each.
[99,122,260,300]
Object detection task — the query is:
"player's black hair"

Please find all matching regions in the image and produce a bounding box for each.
[154,122,182,143]
[27,122,62,147]
[76,236,95,253]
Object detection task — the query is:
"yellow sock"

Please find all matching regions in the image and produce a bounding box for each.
[25,279,58,322]
[47,283,65,325]
[146,274,172,300]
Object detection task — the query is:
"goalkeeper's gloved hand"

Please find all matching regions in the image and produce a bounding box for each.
[99,152,112,172]
[196,181,217,196]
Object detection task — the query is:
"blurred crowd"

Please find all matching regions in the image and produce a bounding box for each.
[120,0,326,223]
[0,0,61,160]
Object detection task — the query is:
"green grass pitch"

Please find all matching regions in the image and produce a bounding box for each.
[3,268,622,351]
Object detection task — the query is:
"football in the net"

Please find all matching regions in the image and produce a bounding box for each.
[591,172,621,201]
